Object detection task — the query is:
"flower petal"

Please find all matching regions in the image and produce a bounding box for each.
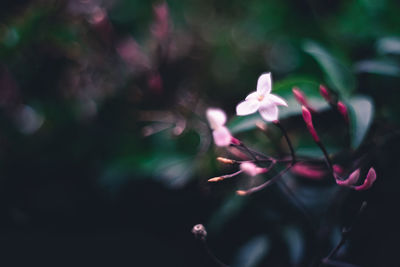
[259,104,278,121]
[240,162,259,176]
[213,126,231,147]
[354,167,377,191]
[236,99,260,116]
[267,93,288,107]
[206,108,226,130]
[336,169,360,186]
[245,91,259,100]
[256,73,272,95]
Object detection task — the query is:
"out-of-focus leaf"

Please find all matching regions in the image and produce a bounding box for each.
[348,95,374,148]
[283,226,304,266]
[303,40,356,98]
[153,155,195,188]
[377,37,400,55]
[354,59,400,76]
[232,235,270,267]
[208,195,248,232]
[228,113,262,134]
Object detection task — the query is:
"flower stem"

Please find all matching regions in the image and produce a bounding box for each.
[319,201,367,266]
[274,121,297,164]
[237,165,292,195]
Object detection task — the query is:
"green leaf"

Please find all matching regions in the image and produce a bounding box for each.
[232,235,270,267]
[302,40,356,98]
[348,95,374,148]
[228,113,262,134]
[377,37,400,55]
[354,59,400,77]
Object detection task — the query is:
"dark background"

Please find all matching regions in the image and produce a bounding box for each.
[0,0,399,266]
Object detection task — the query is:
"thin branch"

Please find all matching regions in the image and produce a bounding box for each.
[274,121,297,164]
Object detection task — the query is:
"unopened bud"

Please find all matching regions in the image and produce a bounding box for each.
[302,106,320,142]
[231,137,241,145]
[319,85,331,103]
[236,190,248,196]
[292,87,308,106]
[192,224,207,240]
[216,157,235,164]
[256,121,268,132]
[208,177,223,182]
[337,101,349,124]
[336,168,360,186]
[354,167,377,191]
[291,162,326,180]
[333,164,344,175]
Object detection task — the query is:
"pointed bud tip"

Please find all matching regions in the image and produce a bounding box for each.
[336,168,360,186]
[302,106,319,142]
[337,101,349,123]
[256,121,267,132]
[231,137,241,145]
[216,157,235,164]
[354,167,377,191]
[292,87,307,106]
[236,190,248,196]
[208,177,223,182]
[319,85,331,102]
[301,106,312,125]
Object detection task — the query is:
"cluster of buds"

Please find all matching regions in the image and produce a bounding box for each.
[334,167,377,191]
[204,73,377,196]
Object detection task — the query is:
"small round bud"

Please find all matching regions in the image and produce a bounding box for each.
[192,224,207,240]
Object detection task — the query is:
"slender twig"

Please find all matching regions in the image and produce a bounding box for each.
[319,201,367,267]
[201,240,229,267]
[237,165,292,195]
[316,141,334,172]
[192,224,229,267]
[321,259,360,267]
[274,121,297,164]
[277,179,316,229]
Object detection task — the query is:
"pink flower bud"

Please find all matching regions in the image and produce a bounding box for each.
[291,163,326,180]
[319,85,331,103]
[231,137,241,145]
[337,101,349,124]
[333,164,345,175]
[240,162,266,176]
[302,106,320,142]
[292,87,308,106]
[354,167,377,191]
[336,169,360,186]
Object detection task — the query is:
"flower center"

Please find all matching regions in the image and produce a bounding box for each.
[258,95,264,101]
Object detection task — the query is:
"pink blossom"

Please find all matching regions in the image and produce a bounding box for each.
[206,108,232,147]
[240,162,266,176]
[236,73,287,121]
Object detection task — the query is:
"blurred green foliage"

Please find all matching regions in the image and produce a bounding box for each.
[0,0,400,266]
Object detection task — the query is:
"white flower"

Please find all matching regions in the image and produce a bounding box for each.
[236,73,287,121]
[206,108,232,147]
